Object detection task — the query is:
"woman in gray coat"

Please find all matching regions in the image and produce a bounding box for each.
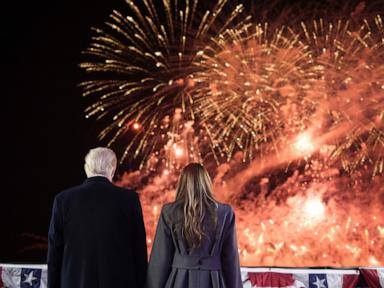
[146,163,242,288]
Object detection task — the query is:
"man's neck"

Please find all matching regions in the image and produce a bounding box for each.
[88,174,111,181]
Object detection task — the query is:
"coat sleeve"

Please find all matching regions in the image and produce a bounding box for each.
[221,206,242,288]
[146,206,175,288]
[47,197,64,288]
[131,192,148,288]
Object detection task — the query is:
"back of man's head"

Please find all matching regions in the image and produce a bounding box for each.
[84,147,117,181]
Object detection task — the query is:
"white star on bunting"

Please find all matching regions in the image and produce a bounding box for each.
[23,271,37,286]
[312,276,327,288]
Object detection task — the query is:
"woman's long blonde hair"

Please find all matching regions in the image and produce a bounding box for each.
[175,163,217,249]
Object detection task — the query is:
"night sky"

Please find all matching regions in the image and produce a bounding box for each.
[2,0,128,263]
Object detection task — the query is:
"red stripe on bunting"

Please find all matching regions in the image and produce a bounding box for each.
[360,269,382,288]
[342,274,360,288]
[248,272,296,287]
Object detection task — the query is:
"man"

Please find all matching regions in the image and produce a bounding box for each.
[48,147,147,288]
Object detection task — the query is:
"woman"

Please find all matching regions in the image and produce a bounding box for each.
[146,163,242,288]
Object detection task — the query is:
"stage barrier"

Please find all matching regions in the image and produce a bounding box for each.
[0,264,383,287]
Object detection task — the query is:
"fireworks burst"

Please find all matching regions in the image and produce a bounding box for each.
[190,23,322,164]
[79,0,246,169]
[80,4,383,175]
[188,16,384,172]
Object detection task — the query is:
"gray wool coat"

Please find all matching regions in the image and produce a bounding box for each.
[146,202,242,288]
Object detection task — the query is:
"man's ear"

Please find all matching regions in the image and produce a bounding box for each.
[84,163,89,177]
[110,167,116,180]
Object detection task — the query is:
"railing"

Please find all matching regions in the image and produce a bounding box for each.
[0,263,383,287]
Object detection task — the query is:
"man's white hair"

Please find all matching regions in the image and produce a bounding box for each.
[84,147,117,178]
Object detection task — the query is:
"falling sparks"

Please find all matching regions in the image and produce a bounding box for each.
[122,158,384,266]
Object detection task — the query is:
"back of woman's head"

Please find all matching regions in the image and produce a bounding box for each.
[175,163,217,249]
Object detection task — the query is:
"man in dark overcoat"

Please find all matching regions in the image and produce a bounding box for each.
[48,147,147,288]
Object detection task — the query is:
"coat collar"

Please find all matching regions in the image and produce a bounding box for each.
[84,176,111,184]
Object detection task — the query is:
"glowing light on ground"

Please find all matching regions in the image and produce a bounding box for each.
[173,145,184,158]
[303,197,325,221]
[294,133,315,155]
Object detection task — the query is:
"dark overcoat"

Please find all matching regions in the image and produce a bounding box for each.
[146,202,242,288]
[47,176,147,288]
